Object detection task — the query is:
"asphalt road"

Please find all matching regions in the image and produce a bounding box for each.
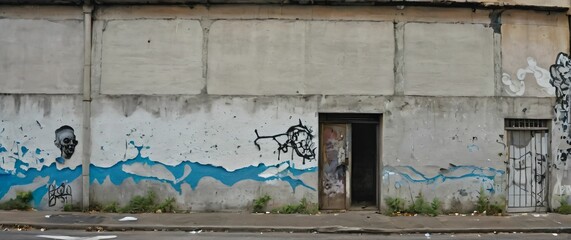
[0,230,569,240]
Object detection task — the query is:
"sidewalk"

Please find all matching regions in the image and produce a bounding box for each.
[0,210,570,234]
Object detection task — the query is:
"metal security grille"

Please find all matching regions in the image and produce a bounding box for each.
[505,119,548,130]
[505,119,549,212]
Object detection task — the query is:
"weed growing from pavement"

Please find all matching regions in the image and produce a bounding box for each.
[271,198,318,214]
[385,196,406,214]
[252,194,272,213]
[385,193,441,216]
[0,191,33,210]
[102,202,120,213]
[447,197,464,214]
[63,203,81,212]
[556,195,571,214]
[89,191,176,213]
[475,187,505,216]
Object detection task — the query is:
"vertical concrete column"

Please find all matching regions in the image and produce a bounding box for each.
[201,19,213,95]
[82,4,93,211]
[394,22,405,96]
[491,10,503,97]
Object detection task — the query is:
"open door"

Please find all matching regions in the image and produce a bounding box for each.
[319,124,350,210]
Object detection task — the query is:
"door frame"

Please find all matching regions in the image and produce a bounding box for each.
[318,113,382,211]
[504,119,551,213]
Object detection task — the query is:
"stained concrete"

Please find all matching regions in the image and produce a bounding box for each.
[0,19,83,94]
[207,20,394,95]
[501,10,569,97]
[0,4,569,212]
[100,20,204,95]
[403,23,495,97]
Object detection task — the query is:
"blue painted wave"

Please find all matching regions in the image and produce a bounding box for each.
[0,160,81,206]
[91,143,317,193]
[0,142,316,207]
[383,165,505,193]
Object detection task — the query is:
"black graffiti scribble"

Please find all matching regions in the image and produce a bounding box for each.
[550,53,571,135]
[254,119,316,164]
[550,53,571,163]
[48,183,72,207]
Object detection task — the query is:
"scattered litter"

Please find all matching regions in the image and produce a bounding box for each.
[521,213,528,216]
[455,213,459,216]
[40,228,45,232]
[3,228,8,231]
[334,213,338,216]
[477,234,481,237]
[553,233,558,236]
[45,215,50,218]
[265,212,270,214]
[425,233,430,239]
[532,214,540,217]
[118,216,137,222]
[189,230,202,234]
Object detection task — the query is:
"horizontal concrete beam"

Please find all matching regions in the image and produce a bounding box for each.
[0,0,568,11]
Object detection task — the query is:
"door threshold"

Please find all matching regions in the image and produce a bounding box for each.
[349,205,378,211]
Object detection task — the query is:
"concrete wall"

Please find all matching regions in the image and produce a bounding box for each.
[0,4,569,212]
[0,6,85,209]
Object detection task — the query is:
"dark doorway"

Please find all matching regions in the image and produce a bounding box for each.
[318,113,380,210]
[351,123,377,208]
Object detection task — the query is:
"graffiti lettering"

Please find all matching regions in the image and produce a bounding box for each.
[48,183,72,207]
[254,120,316,164]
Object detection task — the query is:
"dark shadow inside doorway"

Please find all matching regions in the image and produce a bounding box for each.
[351,123,377,208]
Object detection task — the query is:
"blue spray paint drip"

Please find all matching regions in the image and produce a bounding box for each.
[384,165,505,193]
[20,147,29,157]
[91,143,316,193]
[35,148,42,155]
[0,145,7,153]
[0,159,82,207]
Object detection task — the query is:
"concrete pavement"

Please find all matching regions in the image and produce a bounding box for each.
[0,210,570,234]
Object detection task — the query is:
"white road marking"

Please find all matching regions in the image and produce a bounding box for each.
[36,235,117,240]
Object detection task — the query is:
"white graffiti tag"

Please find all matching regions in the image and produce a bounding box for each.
[502,57,555,96]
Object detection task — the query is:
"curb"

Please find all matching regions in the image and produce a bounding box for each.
[1,222,571,234]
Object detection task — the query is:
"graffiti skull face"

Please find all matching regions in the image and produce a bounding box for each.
[54,126,78,159]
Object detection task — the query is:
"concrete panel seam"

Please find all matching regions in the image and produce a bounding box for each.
[394,21,404,96]
[201,19,213,95]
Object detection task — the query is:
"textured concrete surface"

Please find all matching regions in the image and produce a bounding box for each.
[0,19,83,94]
[0,211,570,234]
[100,20,204,95]
[403,23,495,97]
[208,20,394,95]
[501,10,569,97]
[1,0,568,8]
[1,4,569,213]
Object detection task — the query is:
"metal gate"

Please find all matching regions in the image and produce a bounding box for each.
[506,119,549,212]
